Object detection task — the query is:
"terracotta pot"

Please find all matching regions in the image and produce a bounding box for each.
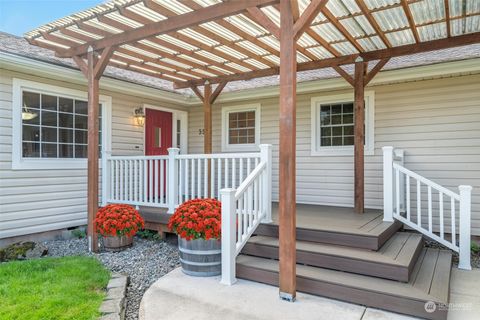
[103,235,133,252]
[178,236,221,277]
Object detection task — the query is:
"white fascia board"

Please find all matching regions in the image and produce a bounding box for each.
[0,52,194,105]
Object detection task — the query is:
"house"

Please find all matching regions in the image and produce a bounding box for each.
[1,0,480,319]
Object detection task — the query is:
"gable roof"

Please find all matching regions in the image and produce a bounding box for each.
[1,31,479,96]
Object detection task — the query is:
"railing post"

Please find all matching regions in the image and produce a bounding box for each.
[101,150,111,206]
[383,146,394,222]
[220,188,237,285]
[167,148,180,213]
[458,185,472,270]
[260,144,273,223]
[394,149,405,212]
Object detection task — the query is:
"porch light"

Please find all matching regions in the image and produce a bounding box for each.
[22,103,38,121]
[134,107,145,126]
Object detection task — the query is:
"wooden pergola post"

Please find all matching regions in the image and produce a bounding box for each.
[278,0,297,301]
[354,58,366,213]
[73,46,114,253]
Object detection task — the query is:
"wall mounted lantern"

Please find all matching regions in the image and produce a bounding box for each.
[134,107,145,126]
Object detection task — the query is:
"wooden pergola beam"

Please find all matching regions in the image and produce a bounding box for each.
[210,82,228,105]
[321,7,364,52]
[174,31,480,88]
[57,0,279,58]
[293,0,328,40]
[246,7,280,38]
[278,0,297,301]
[444,0,451,38]
[333,65,354,86]
[401,0,420,43]
[355,0,392,48]
[365,58,390,85]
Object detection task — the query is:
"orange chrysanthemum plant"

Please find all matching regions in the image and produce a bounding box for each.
[168,198,222,241]
[94,204,145,237]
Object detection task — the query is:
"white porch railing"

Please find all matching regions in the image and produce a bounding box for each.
[103,146,270,210]
[220,144,272,285]
[383,146,472,270]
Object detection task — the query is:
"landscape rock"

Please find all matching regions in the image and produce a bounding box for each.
[0,241,48,262]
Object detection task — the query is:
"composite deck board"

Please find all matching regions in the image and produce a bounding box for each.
[236,248,452,320]
[242,232,423,281]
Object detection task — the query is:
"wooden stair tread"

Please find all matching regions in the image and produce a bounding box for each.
[246,232,422,267]
[236,248,452,320]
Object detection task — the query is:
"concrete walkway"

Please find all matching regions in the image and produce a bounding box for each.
[140,268,480,320]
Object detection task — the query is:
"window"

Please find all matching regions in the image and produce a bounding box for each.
[311,92,374,156]
[221,104,260,152]
[12,79,111,169]
[21,91,102,159]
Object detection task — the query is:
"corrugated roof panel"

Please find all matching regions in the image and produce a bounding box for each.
[224,62,251,73]
[373,7,409,31]
[332,41,358,55]
[156,34,198,51]
[326,0,360,18]
[123,44,160,59]
[208,65,234,75]
[262,6,280,27]
[176,54,209,67]
[144,61,176,72]
[258,36,280,51]
[297,0,326,24]
[358,36,386,50]
[110,58,128,66]
[418,22,446,41]
[179,28,218,46]
[296,52,311,63]
[307,46,335,59]
[297,32,321,48]
[36,38,69,49]
[352,15,377,35]
[216,45,248,60]
[195,50,227,64]
[129,2,166,22]
[341,17,371,38]
[236,41,269,56]
[466,15,480,33]
[159,58,193,69]
[67,26,103,40]
[139,39,178,55]
[200,22,241,41]
[264,55,280,65]
[157,0,193,15]
[106,12,143,28]
[114,51,144,62]
[50,31,84,45]
[312,23,345,42]
[86,19,123,34]
[467,0,480,14]
[409,0,444,25]
[364,0,400,11]
[386,29,416,46]
[227,15,267,38]
[244,58,269,69]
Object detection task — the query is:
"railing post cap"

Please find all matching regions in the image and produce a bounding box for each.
[382,146,394,151]
[167,147,180,154]
[259,144,272,149]
[459,185,473,192]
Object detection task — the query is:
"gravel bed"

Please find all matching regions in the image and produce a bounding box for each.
[424,239,480,268]
[44,236,180,320]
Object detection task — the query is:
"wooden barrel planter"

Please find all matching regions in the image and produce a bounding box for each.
[178,237,221,277]
[103,235,133,252]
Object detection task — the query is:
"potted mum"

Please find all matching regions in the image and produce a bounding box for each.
[95,204,145,252]
[168,198,221,276]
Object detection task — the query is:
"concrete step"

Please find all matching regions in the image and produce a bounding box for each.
[242,232,424,282]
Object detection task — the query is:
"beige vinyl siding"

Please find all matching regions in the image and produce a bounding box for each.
[188,74,480,235]
[0,69,187,239]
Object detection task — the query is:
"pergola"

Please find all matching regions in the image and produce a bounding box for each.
[26,0,480,299]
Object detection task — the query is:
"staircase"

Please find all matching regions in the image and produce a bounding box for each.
[236,220,453,320]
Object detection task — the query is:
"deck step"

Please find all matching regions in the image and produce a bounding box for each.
[255,219,402,250]
[242,232,424,282]
[237,248,452,320]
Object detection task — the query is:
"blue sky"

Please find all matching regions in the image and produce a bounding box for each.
[0,0,102,36]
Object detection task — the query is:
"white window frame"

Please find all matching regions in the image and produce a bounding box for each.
[221,103,261,152]
[310,91,374,156]
[142,104,189,154]
[12,78,112,170]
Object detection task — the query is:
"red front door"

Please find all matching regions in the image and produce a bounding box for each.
[145,108,173,155]
[145,109,172,201]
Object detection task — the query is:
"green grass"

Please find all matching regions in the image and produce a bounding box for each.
[0,256,110,320]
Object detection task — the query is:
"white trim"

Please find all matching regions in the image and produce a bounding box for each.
[221,103,261,152]
[12,78,112,170]
[310,91,374,156]
[143,104,188,154]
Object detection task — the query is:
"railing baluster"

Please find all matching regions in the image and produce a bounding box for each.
[191,158,196,198]
[129,160,133,202]
[217,158,221,192]
[154,159,159,205]
[160,159,165,204]
[111,160,115,201]
[428,186,432,233]
[133,160,138,203]
[247,158,251,177]
[149,159,153,204]
[439,192,444,239]
[451,197,456,246]
[239,158,244,187]
[185,159,189,201]
[204,158,208,198]
[417,180,421,227]
[238,194,243,243]
[406,175,410,220]
[395,168,400,215]
[225,158,229,188]
[232,158,236,189]
[197,157,202,198]
[210,158,215,198]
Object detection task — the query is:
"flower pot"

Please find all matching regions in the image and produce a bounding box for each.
[103,235,133,252]
[178,236,221,277]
